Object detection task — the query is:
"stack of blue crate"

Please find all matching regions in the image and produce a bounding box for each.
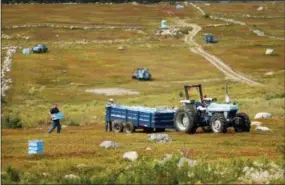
[28,140,44,155]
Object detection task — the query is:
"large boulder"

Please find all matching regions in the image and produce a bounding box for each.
[99,141,119,149]
[148,133,172,143]
[123,151,138,161]
[254,112,272,119]
[178,157,197,168]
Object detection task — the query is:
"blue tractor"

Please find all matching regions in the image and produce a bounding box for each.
[132,68,152,81]
[204,34,219,44]
[174,84,251,134]
[32,44,48,53]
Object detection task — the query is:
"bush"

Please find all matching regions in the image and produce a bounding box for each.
[204,13,210,19]
[265,92,285,100]
[179,27,192,35]
[5,165,21,183]
[1,114,23,128]
[64,119,80,126]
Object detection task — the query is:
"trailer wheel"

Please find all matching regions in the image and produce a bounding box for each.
[112,120,124,133]
[233,113,251,132]
[174,108,196,134]
[210,113,227,133]
[124,122,135,133]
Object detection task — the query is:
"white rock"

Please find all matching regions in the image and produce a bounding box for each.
[145,147,152,151]
[254,112,272,119]
[64,174,79,179]
[251,121,262,126]
[257,6,264,11]
[148,133,171,142]
[255,126,271,131]
[99,141,119,149]
[42,172,50,177]
[264,72,274,76]
[118,46,126,50]
[123,151,138,161]
[77,164,87,168]
[178,157,197,168]
[265,49,274,55]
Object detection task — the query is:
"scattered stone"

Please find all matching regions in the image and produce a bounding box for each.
[145,147,152,151]
[76,164,87,168]
[42,172,50,177]
[264,71,274,76]
[155,154,173,164]
[251,121,262,126]
[178,157,197,168]
[254,112,272,119]
[204,3,210,6]
[62,125,67,128]
[123,151,138,161]
[252,29,265,37]
[118,46,127,50]
[255,126,271,131]
[265,49,275,55]
[148,133,172,143]
[257,6,264,11]
[64,174,79,179]
[99,141,119,149]
[155,27,183,37]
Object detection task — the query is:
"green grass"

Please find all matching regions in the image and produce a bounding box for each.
[1,2,285,184]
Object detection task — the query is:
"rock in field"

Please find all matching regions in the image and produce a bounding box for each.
[178,157,197,168]
[265,49,274,55]
[123,151,138,161]
[148,133,171,143]
[255,126,271,131]
[251,121,262,126]
[257,6,264,11]
[99,141,119,149]
[254,112,272,119]
[64,174,79,179]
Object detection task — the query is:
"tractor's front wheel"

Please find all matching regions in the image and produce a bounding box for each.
[174,108,196,134]
[233,113,251,132]
[210,113,227,133]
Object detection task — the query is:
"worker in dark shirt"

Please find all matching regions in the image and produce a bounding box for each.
[48,104,61,134]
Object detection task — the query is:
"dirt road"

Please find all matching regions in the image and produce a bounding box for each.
[175,18,261,86]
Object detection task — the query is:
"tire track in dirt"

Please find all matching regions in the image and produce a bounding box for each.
[175,18,261,86]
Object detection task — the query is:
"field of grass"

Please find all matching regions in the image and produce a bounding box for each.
[1,2,284,184]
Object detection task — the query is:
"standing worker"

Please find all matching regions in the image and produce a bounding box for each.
[48,104,62,134]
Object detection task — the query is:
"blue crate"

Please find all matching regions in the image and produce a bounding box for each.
[51,112,64,120]
[28,140,44,155]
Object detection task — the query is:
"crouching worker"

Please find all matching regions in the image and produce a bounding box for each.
[48,104,63,134]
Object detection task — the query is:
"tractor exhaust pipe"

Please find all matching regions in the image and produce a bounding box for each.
[225,81,230,104]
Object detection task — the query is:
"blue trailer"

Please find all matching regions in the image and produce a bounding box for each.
[105,105,175,133]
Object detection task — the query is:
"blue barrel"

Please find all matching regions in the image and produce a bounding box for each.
[161,20,167,29]
[205,35,213,43]
[28,140,44,155]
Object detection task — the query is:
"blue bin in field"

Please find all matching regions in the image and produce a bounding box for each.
[161,20,167,29]
[51,112,64,120]
[28,140,44,155]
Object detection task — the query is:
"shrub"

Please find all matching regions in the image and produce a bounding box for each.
[64,119,80,126]
[5,165,21,183]
[1,113,23,128]
[204,13,210,19]
[265,92,285,100]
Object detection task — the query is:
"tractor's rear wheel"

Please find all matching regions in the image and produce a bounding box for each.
[210,113,227,133]
[112,120,124,133]
[124,122,135,133]
[174,108,196,134]
[233,113,251,132]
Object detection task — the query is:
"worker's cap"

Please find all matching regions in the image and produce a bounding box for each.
[109,98,114,102]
